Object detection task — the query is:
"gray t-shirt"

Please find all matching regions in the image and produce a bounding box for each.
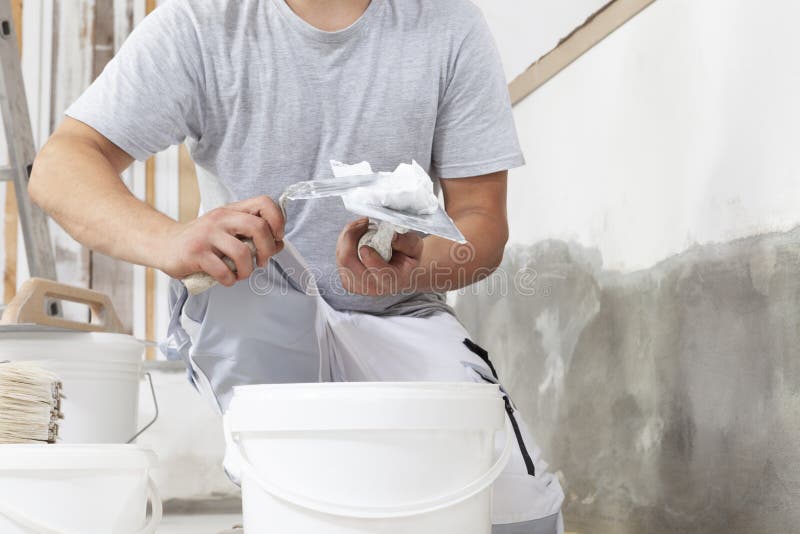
[67,0,523,315]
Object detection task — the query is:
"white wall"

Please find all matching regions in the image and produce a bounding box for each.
[477,0,800,272]
[472,0,609,81]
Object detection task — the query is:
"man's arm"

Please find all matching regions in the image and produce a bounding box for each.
[30,118,284,286]
[420,171,508,289]
[336,170,508,295]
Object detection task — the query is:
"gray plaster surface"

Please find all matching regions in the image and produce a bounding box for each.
[455,227,800,533]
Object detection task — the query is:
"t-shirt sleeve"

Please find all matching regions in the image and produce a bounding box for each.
[431,13,524,179]
[65,0,204,161]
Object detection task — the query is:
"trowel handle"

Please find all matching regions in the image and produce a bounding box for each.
[181,238,257,295]
[357,220,407,263]
[0,277,125,333]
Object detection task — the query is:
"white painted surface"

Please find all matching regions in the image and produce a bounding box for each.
[22,0,54,150]
[471,0,609,81]
[498,0,800,271]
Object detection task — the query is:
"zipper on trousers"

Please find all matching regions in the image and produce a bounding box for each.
[464,338,536,477]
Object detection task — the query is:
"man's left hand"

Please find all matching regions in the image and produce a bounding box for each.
[336,218,424,295]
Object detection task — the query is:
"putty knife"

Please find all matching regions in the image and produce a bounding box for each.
[280,174,466,244]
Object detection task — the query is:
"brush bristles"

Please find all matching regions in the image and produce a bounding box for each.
[0,362,63,444]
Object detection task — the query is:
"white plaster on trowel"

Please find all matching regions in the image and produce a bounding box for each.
[331,160,440,261]
[336,160,439,215]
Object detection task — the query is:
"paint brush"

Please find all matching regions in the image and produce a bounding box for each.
[0,361,63,444]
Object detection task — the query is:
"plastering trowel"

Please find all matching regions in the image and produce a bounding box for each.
[281,162,466,261]
[183,163,467,295]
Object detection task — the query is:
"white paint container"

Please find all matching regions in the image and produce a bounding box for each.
[228,382,511,534]
[0,328,145,443]
[0,444,161,534]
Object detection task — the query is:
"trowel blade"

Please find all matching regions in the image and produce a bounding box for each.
[282,173,385,200]
[342,197,467,244]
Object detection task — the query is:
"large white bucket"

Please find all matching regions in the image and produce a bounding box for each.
[228,382,511,534]
[0,444,162,534]
[0,330,145,443]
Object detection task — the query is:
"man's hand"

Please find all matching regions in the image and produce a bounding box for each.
[334,171,508,297]
[336,218,424,295]
[158,196,285,287]
[30,119,287,286]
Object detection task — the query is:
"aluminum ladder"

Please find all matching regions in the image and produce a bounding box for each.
[0,1,58,289]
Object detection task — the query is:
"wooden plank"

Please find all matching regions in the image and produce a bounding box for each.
[113,0,134,51]
[20,0,54,156]
[3,0,23,304]
[144,155,155,359]
[143,0,156,359]
[10,0,21,54]
[509,0,656,106]
[178,144,199,222]
[89,0,134,332]
[44,0,94,321]
[92,0,114,79]
[3,0,59,296]
[3,184,15,303]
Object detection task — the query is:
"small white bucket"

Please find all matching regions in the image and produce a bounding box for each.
[228,382,511,534]
[0,330,146,443]
[0,444,162,534]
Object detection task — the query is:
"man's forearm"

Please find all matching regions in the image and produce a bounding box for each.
[416,209,508,293]
[30,133,178,269]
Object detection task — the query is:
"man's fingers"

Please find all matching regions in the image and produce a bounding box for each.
[217,211,277,267]
[390,251,420,276]
[359,245,389,269]
[211,232,254,280]
[391,232,423,260]
[337,218,369,269]
[199,253,236,287]
[337,218,370,291]
[229,195,286,241]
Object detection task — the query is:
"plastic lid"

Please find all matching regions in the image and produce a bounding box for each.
[0,445,158,471]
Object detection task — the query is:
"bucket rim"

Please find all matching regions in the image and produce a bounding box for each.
[228,382,505,433]
[0,330,144,346]
[0,331,145,363]
[0,444,158,470]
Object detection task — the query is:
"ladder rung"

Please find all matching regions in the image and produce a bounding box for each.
[0,166,14,182]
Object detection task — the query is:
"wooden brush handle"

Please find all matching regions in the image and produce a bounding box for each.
[0,278,124,333]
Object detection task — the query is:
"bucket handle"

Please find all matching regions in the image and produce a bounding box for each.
[127,372,160,444]
[232,417,513,519]
[0,278,125,333]
[0,475,162,534]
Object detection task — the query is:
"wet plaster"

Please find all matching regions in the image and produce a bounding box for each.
[454,227,800,534]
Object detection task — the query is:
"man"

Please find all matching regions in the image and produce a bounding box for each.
[30,0,564,531]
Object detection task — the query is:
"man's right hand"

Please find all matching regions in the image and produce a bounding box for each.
[30,119,285,286]
[157,195,285,287]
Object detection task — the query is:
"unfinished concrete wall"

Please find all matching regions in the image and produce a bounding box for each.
[455,230,800,533]
[457,0,800,531]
